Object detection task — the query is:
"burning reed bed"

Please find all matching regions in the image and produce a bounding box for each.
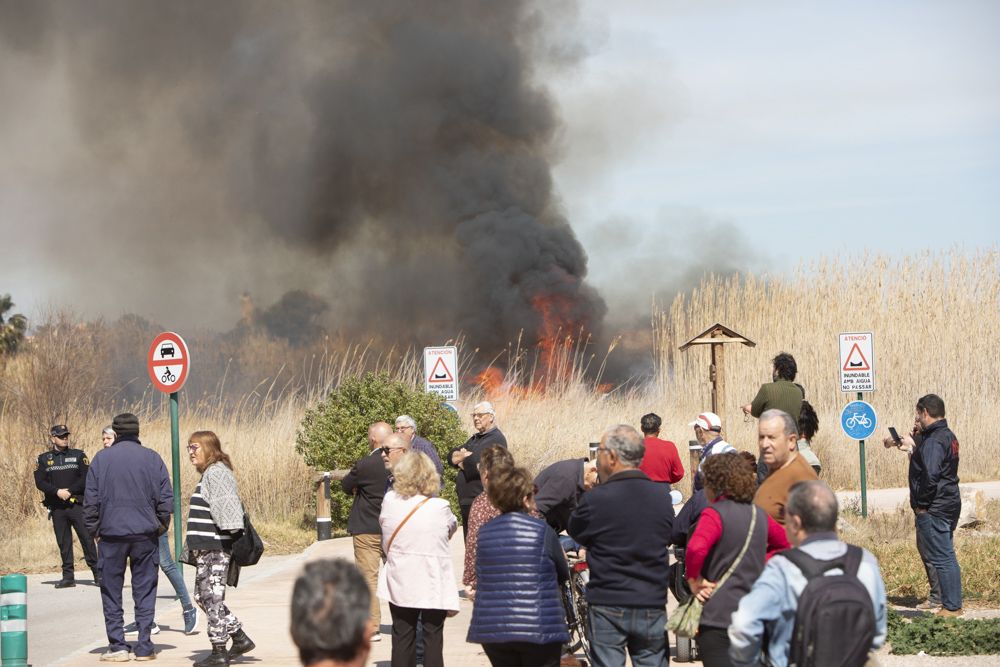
[2,249,999,572]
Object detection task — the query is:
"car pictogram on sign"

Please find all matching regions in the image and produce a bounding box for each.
[160,342,175,358]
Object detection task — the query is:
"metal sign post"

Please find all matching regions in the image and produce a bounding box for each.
[839,332,876,518]
[840,399,877,518]
[148,332,190,564]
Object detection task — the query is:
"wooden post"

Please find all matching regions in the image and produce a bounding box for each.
[680,324,753,494]
[314,472,331,541]
[314,469,351,541]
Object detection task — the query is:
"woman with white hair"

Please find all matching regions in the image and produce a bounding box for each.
[378,451,460,667]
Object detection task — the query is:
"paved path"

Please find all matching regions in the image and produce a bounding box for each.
[836,481,1000,514]
[47,534,492,666]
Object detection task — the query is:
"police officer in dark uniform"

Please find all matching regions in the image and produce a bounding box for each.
[33,424,99,588]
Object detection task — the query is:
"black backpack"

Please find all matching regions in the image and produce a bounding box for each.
[781,544,876,667]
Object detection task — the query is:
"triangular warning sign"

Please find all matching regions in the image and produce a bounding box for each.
[427,357,454,383]
[842,343,871,371]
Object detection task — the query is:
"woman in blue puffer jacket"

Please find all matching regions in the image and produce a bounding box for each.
[467,465,570,667]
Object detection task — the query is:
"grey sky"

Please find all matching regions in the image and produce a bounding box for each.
[551,0,1000,317]
[1,0,998,331]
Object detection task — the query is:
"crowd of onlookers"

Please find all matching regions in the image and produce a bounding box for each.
[35,352,964,667]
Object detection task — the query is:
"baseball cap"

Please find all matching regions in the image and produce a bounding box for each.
[688,412,722,432]
[50,424,71,438]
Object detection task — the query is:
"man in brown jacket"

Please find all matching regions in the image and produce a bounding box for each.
[754,409,818,525]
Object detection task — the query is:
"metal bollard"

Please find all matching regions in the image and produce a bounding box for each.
[315,472,332,541]
[1,573,28,667]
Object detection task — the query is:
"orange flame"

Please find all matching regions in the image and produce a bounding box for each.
[475,366,505,399]
[531,293,578,387]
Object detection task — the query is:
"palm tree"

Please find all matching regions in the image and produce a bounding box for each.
[0,293,28,354]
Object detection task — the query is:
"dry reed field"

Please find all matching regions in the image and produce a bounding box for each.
[2,249,998,573]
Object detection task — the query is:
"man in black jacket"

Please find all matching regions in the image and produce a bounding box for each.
[342,421,392,641]
[534,458,599,534]
[568,425,674,667]
[34,424,99,588]
[447,401,507,537]
[883,394,962,616]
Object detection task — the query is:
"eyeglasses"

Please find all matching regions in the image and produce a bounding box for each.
[381,446,405,455]
[394,425,413,432]
[471,413,492,418]
[187,444,200,453]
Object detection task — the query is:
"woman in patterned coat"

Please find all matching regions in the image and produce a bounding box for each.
[184,431,255,667]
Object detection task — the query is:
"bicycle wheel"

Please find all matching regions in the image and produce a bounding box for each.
[572,572,591,660]
[676,634,693,662]
[562,582,584,654]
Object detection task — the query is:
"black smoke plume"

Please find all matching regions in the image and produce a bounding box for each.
[0,1,605,364]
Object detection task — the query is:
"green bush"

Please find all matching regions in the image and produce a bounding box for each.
[889,609,1000,655]
[296,372,467,529]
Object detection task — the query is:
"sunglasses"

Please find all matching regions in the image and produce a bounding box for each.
[187,444,200,453]
[381,446,405,455]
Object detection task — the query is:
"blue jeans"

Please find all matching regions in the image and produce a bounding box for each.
[588,605,668,667]
[159,533,193,609]
[559,534,582,553]
[914,512,962,610]
[914,515,941,605]
[100,537,159,657]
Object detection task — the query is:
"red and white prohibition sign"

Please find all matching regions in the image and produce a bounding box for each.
[148,332,190,393]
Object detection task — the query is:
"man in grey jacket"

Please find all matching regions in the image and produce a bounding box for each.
[84,413,173,662]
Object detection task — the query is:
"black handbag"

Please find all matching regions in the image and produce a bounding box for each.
[230,512,265,566]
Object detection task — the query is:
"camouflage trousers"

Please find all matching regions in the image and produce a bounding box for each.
[193,550,242,645]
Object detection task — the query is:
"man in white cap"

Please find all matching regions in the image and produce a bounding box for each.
[448,401,507,538]
[690,411,734,491]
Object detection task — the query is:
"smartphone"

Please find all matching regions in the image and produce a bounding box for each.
[888,427,902,445]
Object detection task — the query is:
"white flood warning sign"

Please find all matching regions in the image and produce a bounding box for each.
[839,332,875,393]
[424,346,459,401]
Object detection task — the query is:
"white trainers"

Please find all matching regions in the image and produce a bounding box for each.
[123,621,160,635]
[100,649,131,662]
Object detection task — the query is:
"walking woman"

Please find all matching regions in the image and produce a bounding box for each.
[467,466,570,667]
[685,453,789,666]
[184,431,254,666]
[378,451,460,667]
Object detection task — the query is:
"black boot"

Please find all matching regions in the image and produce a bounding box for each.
[228,628,255,657]
[54,577,75,589]
[92,567,103,587]
[193,644,229,667]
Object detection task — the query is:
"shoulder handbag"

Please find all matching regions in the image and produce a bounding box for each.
[231,511,265,567]
[667,504,758,639]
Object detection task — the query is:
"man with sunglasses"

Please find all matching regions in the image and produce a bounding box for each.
[447,401,508,538]
[34,424,99,588]
[342,422,393,643]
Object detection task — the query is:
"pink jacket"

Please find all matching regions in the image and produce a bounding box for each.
[377,491,460,612]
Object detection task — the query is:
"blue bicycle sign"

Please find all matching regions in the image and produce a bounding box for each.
[841,401,877,440]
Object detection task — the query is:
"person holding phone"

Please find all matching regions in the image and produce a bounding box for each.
[882,394,962,617]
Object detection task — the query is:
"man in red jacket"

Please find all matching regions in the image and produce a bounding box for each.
[638,413,684,487]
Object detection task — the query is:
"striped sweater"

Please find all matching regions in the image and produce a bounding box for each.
[186,462,245,551]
